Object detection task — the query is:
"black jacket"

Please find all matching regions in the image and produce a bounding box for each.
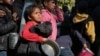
[0,3,17,50]
[29,21,52,37]
[13,0,25,18]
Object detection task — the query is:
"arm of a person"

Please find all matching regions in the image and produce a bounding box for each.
[21,22,43,43]
[54,7,64,22]
[41,11,51,22]
[0,10,6,17]
[13,0,25,18]
[74,30,87,44]
[0,21,17,35]
[86,21,96,43]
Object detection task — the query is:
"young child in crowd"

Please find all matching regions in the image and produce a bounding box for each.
[41,0,64,41]
[20,4,49,56]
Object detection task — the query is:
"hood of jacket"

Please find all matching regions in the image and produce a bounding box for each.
[73,13,89,23]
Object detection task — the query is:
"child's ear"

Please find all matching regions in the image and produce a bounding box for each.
[28,16,32,20]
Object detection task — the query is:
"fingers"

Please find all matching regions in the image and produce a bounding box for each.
[12,13,19,21]
[0,10,6,17]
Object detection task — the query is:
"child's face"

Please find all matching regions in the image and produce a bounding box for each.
[29,8,41,23]
[44,0,56,10]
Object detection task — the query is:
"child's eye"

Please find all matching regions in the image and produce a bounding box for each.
[52,1,55,4]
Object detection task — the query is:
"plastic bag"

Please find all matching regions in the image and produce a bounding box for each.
[78,48,94,56]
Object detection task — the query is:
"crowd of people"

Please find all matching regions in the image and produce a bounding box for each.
[0,0,100,56]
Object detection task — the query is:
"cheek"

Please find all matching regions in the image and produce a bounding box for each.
[50,4,55,8]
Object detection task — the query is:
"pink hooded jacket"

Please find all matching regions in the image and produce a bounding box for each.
[41,8,64,41]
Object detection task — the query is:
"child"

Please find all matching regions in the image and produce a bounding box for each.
[20,4,49,56]
[41,0,64,41]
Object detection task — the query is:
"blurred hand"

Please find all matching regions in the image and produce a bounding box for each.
[43,38,48,42]
[12,12,19,21]
[83,43,88,48]
[0,10,6,17]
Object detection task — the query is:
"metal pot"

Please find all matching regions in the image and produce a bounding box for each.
[41,39,60,56]
[9,32,19,49]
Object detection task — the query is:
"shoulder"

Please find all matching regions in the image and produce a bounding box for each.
[83,16,93,24]
[88,16,93,21]
[41,9,50,15]
[25,21,35,27]
[41,9,51,21]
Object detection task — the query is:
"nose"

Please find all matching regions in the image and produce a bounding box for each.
[53,3,56,7]
[38,13,41,17]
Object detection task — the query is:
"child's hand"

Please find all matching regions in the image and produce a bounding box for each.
[0,10,6,17]
[83,43,88,48]
[43,38,48,42]
[12,12,19,21]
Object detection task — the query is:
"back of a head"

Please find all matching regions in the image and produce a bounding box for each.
[62,4,68,13]
[77,1,88,14]
[42,0,54,7]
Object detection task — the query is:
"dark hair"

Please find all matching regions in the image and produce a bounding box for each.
[62,5,68,12]
[42,0,54,7]
[77,1,88,14]
[24,4,40,23]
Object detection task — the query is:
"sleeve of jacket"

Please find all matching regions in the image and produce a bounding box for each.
[21,22,43,43]
[0,21,17,35]
[13,0,25,18]
[86,21,96,43]
[54,7,64,22]
[74,30,87,44]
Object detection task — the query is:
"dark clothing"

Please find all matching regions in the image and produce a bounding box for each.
[19,21,51,56]
[72,17,93,43]
[13,0,25,18]
[56,35,74,56]
[13,0,25,33]
[29,21,52,38]
[56,35,72,48]
[60,12,71,36]
[71,16,93,56]
[92,6,100,44]
[0,3,17,50]
[56,31,86,56]
[16,38,46,56]
[91,6,100,56]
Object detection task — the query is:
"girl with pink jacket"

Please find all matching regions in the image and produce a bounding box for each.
[41,0,64,41]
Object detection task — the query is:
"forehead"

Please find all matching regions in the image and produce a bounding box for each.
[45,0,54,2]
[32,7,40,12]
[46,0,55,4]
